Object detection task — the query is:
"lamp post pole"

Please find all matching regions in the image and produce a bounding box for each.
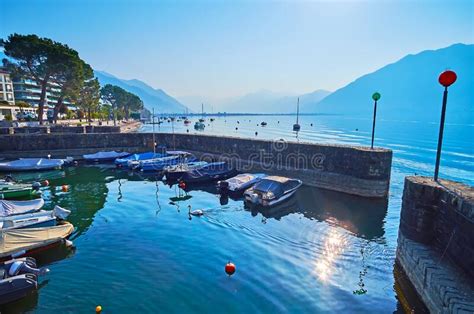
[434,70,457,181]
[371,92,381,149]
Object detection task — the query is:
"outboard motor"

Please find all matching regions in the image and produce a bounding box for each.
[7,260,49,278]
[217,180,229,192]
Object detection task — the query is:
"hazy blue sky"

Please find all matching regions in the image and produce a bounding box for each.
[1,0,473,102]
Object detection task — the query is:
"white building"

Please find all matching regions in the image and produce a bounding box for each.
[0,69,16,120]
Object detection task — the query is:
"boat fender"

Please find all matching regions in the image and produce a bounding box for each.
[64,239,74,247]
[32,182,41,190]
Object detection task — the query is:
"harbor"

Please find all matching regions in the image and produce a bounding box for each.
[0,2,473,311]
[0,110,472,312]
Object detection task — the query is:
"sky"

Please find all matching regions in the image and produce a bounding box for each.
[1,0,473,107]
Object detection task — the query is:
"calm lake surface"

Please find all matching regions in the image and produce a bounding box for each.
[2,114,473,313]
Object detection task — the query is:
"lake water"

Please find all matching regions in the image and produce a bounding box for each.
[2,114,472,313]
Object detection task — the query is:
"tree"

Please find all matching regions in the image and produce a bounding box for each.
[77,78,100,125]
[1,34,79,124]
[50,53,89,123]
[122,92,144,120]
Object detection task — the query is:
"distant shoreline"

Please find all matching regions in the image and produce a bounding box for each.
[153,113,343,117]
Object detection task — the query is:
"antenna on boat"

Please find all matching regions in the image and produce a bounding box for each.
[293,97,301,132]
[152,108,156,154]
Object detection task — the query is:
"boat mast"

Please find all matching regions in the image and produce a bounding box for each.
[152,108,156,154]
[296,97,299,124]
[201,103,204,118]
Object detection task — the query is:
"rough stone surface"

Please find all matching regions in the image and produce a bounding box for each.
[398,176,474,312]
[397,232,474,313]
[400,176,474,278]
[0,132,392,197]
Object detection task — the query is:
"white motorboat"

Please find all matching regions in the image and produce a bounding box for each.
[244,176,302,207]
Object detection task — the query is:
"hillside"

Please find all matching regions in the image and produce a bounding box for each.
[314,43,474,123]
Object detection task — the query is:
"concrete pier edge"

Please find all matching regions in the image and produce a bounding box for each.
[0,132,392,198]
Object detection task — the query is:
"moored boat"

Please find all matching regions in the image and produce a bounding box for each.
[83,151,130,162]
[194,121,205,130]
[0,257,49,305]
[0,183,39,200]
[178,162,238,184]
[0,158,64,172]
[0,205,71,230]
[218,173,266,195]
[137,152,196,172]
[244,176,302,207]
[163,161,208,182]
[0,198,45,217]
[115,152,166,168]
[0,222,74,262]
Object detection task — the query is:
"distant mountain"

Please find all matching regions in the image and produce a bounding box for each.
[220,89,331,113]
[315,43,474,123]
[94,70,189,114]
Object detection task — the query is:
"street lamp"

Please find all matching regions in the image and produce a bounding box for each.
[371,92,381,149]
[434,70,457,181]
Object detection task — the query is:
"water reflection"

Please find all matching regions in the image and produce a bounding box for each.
[314,229,348,282]
[245,185,388,240]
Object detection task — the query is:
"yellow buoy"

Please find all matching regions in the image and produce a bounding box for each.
[96,305,102,313]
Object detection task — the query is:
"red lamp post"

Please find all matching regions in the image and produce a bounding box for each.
[434,70,457,181]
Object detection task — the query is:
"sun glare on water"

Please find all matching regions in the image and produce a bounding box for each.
[314,230,348,282]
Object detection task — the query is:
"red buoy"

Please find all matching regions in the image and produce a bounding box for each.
[42,180,49,186]
[438,70,457,87]
[178,181,186,189]
[225,262,236,276]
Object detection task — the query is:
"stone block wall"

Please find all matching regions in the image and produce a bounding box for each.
[0,132,392,198]
[397,176,474,312]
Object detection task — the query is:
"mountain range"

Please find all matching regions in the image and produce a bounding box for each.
[315,43,473,123]
[94,71,189,114]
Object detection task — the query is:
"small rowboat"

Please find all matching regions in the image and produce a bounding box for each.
[0,205,71,230]
[0,158,64,172]
[114,152,166,168]
[83,151,130,162]
[0,222,74,262]
[179,162,238,184]
[0,198,45,217]
[0,183,39,200]
[218,173,266,196]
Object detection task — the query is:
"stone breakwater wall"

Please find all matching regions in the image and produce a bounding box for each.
[0,132,392,198]
[397,176,474,313]
[0,125,120,135]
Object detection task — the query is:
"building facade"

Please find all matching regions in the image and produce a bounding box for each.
[0,69,16,120]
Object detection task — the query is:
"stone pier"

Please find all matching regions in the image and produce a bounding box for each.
[396,176,474,313]
[0,132,392,198]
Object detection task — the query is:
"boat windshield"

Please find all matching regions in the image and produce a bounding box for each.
[253,179,284,197]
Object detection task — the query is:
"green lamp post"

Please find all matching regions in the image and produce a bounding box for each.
[371,92,381,149]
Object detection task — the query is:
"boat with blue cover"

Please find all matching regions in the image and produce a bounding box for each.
[83,151,130,162]
[0,158,65,172]
[136,152,197,172]
[163,161,208,182]
[178,162,238,184]
[115,152,166,168]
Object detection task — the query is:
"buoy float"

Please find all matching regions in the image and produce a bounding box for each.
[62,185,69,192]
[225,262,236,276]
[42,180,49,187]
[96,305,102,313]
[178,181,186,189]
